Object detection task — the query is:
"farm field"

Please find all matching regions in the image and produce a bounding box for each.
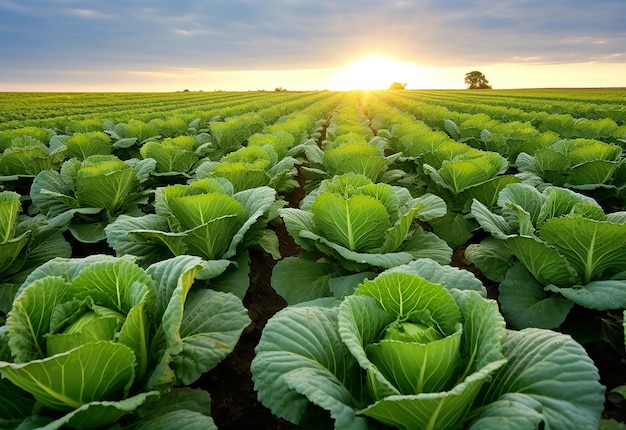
[1,88,626,429]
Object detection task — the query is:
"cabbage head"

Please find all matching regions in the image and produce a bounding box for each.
[468,182,626,329]
[194,143,299,193]
[106,177,280,264]
[0,134,66,177]
[272,173,452,304]
[252,259,605,430]
[30,155,156,243]
[0,254,250,429]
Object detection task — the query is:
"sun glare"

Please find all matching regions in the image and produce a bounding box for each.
[328,56,428,90]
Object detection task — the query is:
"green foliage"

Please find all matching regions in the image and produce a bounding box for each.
[209,112,265,154]
[0,191,71,309]
[420,143,518,246]
[516,138,624,194]
[464,71,492,89]
[195,143,299,193]
[272,173,451,304]
[65,131,112,159]
[30,155,155,242]
[468,182,626,329]
[0,254,249,428]
[0,134,66,176]
[105,178,281,297]
[140,135,205,175]
[252,260,604,429]
[0,89,621,429]
[0,127,53,151]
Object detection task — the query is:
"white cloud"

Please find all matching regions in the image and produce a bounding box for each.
[0,0,624,90]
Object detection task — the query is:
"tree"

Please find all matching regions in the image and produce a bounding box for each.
[388,82,407,90]
[464,71,492,89]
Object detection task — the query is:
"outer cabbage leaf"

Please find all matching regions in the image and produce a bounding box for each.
[546,278,626,311]
[118,388,216,430]
[172,288,251,385]
[0,378,35,427]
[30,169,77,218]
[105,214,188,265]
[539,216,626,284]
[145,255,250,388]
[0,191,32,276]
[0,254,248,428]
[123,409,216,430]
[470,328,604,430]
[567,159,621,188]
[358,369,502,430]
[271,256,344,305]
[0,342,136,411]
[385,258,487,296]
[312,193,390,252]
[251,299,368,430]
[65,132,112,160]
[464,237,516,282]
[428,211,476,248]
[381,192,447,252]
[504,236,579,286]
[470,199,516,239]
[223,186,280,258]
[31,391,160,430]
[499,263,574,329]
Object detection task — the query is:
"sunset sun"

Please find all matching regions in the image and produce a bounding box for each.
[328,56,428,90]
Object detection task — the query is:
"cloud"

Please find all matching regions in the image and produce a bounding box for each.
[0,0,624,90]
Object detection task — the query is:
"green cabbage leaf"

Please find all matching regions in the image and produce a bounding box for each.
[30,155,156,243]
[468,182,626,329]
[272,173,451,305]
[252,259,604,429]
[0,254,249,428]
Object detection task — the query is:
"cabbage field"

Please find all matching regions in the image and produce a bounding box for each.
[0,88,625,429]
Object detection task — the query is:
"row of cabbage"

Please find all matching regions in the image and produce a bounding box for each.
[0,92,339,429]
[0,91,318,131]
[411,89,626,124]
[251,91,622,429]
[0,89,624,429]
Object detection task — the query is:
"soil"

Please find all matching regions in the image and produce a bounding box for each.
[199,222,297,430]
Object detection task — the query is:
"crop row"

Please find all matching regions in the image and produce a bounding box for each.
[0,89,625,429]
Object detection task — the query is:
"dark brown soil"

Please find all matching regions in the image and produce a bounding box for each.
[199,222,298,430]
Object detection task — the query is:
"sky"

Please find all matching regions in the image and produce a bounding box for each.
[0,0,625,92]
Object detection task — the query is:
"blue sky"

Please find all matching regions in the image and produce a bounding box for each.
[1,0,625,91]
